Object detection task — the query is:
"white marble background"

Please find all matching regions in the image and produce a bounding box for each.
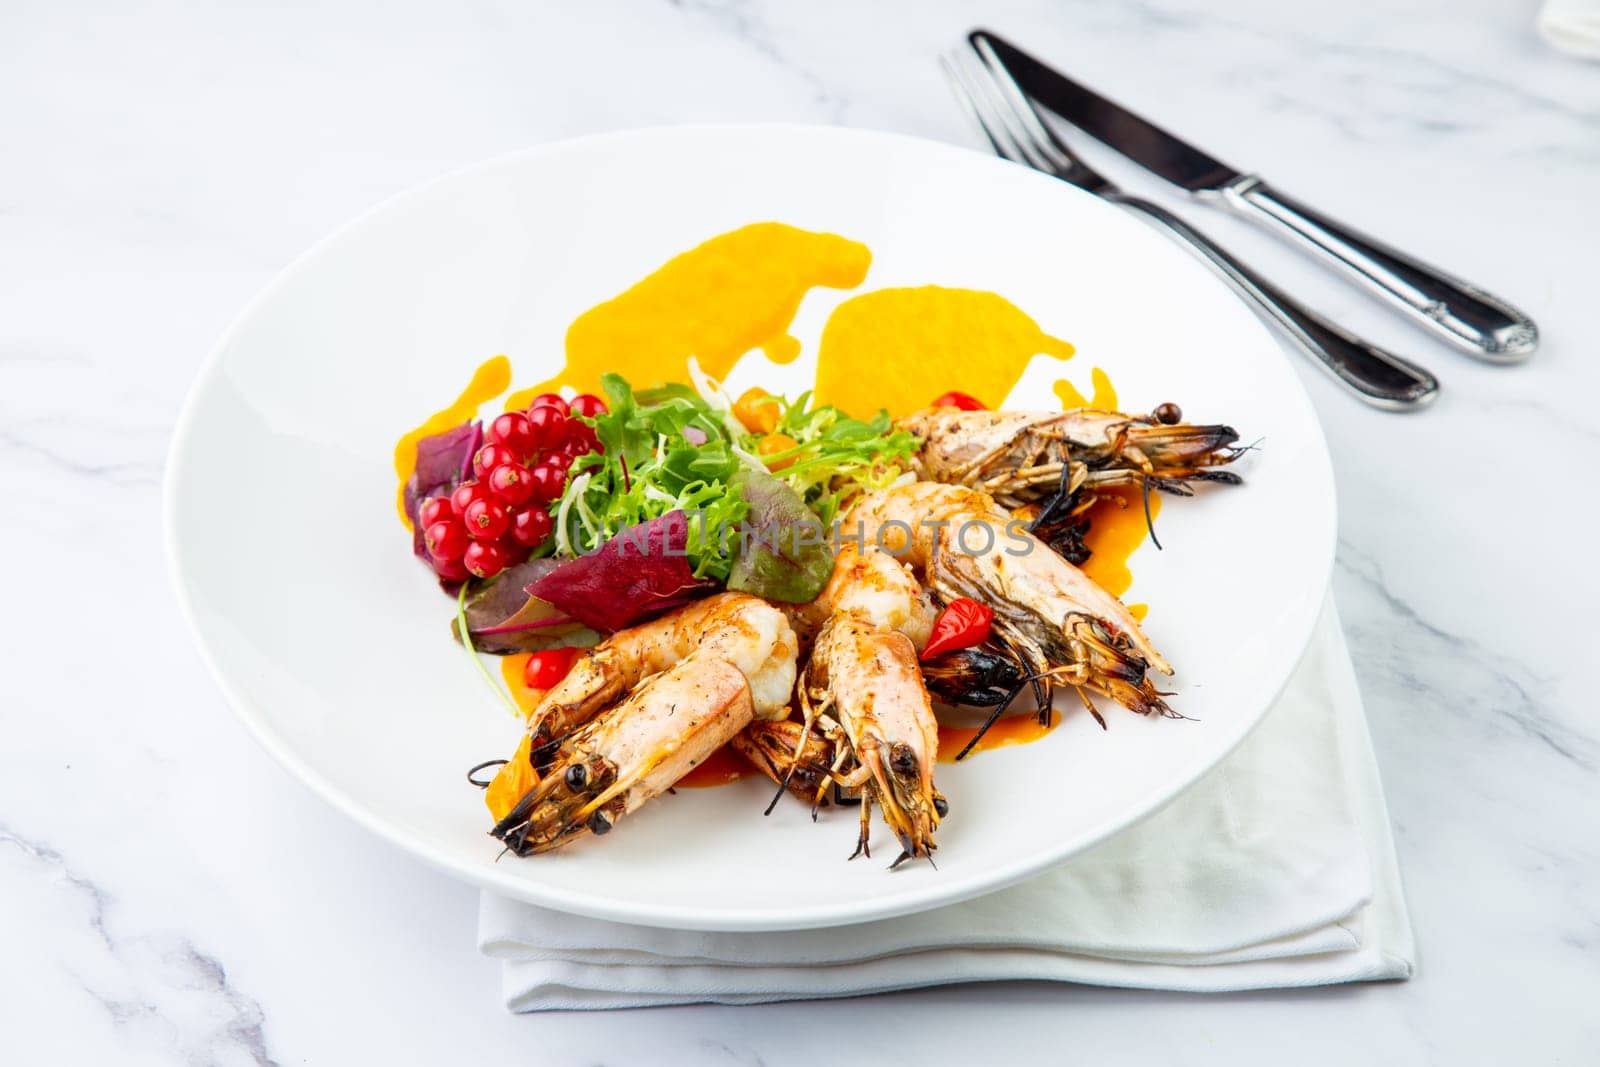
[3,0,1597,1062]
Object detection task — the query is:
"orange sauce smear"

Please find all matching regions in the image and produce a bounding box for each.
[814,286,1074,419]
[392,354,511,524]
[937,714,1058,761]
[676,746,756,789]
[507,222,870,408]
[1053,366,1118,411]
[499,652,540,717]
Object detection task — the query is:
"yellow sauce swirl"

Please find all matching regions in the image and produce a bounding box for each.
[813,286,1075,419]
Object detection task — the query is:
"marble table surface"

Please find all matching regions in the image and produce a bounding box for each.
[3,1,1596,1062]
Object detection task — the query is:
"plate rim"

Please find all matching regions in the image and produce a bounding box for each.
[164,122,1338,931]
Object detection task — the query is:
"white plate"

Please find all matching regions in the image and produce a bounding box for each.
[166,125,1335,931]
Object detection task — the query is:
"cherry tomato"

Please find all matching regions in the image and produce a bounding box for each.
[488,463,536,507]
[931,391,986,411]
[526,393,570,418]
[756,432,798,470]
[527,461,566,503]
[525,404,569,449]
[424,519,468,561]
[509,506,553,548]
[450,480,491,518]
[568,393,607,419]
[523,646,581,689]
[463,498,509,542]
[919,598,995,660]
[418,495,453,529]
[462,540,511,579]
[733,386,780,434]
[488,411,538,459]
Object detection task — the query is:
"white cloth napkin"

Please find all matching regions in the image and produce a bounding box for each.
[480,595,1415,1010]
[1540,0,1600,57]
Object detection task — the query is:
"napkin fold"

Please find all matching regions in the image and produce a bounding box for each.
[1540,0,1600,58]
[480,596,1415,1010]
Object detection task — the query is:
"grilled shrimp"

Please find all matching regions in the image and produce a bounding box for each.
[754,543,946,866]
[846,483,1173,724]
[488,593,799,855]
[802,612,946,866]
[523,592,798,751]
[901,406,1243,507]
[901,405,1243,562]
[731,718,841,802]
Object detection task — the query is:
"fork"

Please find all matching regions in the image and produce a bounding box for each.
[941,39,1440,411]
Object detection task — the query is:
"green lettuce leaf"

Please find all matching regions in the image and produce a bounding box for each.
[724,467,835,603]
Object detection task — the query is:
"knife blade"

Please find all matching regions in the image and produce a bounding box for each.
[976,31,1242,193]
[972,29,1539,363]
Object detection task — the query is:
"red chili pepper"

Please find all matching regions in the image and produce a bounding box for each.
[931,391,987,411]
[523,646,582,689]
[919,598,995,660]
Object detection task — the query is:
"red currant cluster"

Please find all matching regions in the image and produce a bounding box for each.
[420,392,607,581]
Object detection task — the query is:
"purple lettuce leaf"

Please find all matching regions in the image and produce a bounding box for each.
[527,510,717,632]
[401,420,483,592]
[449,557,589,653]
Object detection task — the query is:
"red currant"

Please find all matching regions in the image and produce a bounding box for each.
[568,393,607,419]
[527,460,567,503]
[450,480,491,518]
[509,506,553,547]
[488,411,537,460]
[567,421,600,450]
[526,393,570,418]
[541,451,573,479]
[434,557,471,583]
[418,495,453,528]
[473,443,518,479]
[463,540,511,579]
[463,498,509,541]
[525,404,568,450]
[424,520,468,561]
[488,463,536,506]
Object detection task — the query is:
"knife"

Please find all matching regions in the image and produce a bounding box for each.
[974,30,1538,364]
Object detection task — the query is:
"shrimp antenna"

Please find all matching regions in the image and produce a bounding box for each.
[466,759,508,788]
[763,771,794,817]
[953,676,1031,762]
[1141,475,1164,551]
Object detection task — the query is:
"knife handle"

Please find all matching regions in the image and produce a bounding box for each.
[1216,176,1537,363]
[1113,195,1439,410]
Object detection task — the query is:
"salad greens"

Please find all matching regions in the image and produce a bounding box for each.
[552,371,915,602]
[723,467,838,603]
[758,389,919,525]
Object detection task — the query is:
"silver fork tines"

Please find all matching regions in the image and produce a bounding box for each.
[941,42,1106,192]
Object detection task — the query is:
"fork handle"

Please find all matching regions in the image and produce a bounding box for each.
[1216,176,1537,363]
[1110,194,1439,411]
